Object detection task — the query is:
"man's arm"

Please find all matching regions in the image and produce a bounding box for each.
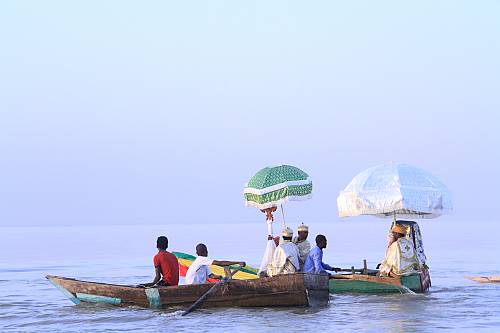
[212,260,246,267]
[141,266,162,287]
[321,261,339,272]
[208,273,223,280]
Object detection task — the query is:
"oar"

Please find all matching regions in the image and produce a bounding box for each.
[181,278,227,316]
[334,261,374,275]
[335,268,365,273]
[181,266,242,316]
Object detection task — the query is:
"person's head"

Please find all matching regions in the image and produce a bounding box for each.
[391,224,408,241]
[157,236,168,250]
[315,234,327,249]
[392,232,405,240]
[297,223,309,241]
[196,243,208,257]
[282,227,293,241]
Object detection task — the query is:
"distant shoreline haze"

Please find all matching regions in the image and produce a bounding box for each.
[1,1,499,228]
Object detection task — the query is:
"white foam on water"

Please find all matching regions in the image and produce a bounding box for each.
[160,310,185,317]
[396,285,416,295]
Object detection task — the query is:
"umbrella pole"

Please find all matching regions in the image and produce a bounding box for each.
[392,211,397,226]
[280,204,286,229]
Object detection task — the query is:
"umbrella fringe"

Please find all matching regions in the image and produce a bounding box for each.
[244,179,312,195]
[245,194,313,210]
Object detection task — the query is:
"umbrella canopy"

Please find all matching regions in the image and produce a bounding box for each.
[337,163,452,219]
[244,165,312,210]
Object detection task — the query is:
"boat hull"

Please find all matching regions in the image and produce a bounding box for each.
[329,269,431,294]
[47,273,329,309]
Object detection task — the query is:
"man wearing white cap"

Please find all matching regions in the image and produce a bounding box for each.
[293,223,311,271]
[266,227,300,277]
[378,224,421,277]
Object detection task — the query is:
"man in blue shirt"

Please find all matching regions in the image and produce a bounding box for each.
[303,234,340,274]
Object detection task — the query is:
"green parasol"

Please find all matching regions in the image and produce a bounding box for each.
[245,165,312,273]
[244,165,312,210]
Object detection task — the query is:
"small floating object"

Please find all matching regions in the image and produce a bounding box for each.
[466,276,500,283]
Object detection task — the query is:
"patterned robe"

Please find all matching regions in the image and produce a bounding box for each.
[379,238,421,276]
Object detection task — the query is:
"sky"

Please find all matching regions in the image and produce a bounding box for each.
[0,1,499,227]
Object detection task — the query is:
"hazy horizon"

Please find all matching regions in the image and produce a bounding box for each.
[1,1,499,227]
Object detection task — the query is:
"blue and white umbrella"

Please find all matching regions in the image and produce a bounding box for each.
[337,163,452,219]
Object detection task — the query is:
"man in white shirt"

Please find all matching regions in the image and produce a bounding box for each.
[185,243,246,284]
[266,228,300,277]
[292,223,311,271]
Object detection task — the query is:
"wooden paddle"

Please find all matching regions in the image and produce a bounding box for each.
[336,268,364,273]
[333,260,377,275]
[181,266,242,316]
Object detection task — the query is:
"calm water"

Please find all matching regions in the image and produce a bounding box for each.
[1,221,499,332]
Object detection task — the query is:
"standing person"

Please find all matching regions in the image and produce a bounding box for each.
[378,224,421,276]
[303,234,340,275]
[142,236,179,287]
[266,228,300,277]
[185,243,246,285]
[293,223,311,271]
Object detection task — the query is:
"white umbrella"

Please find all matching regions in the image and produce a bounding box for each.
[337,162,452,220]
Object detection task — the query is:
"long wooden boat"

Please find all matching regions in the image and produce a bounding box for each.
[47,273,329,309]
[329,268,431,294]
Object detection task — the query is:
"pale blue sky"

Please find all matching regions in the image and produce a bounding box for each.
[1,1,499,226]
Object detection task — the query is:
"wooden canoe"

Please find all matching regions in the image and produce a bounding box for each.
[329,268,431,294]
[46,273,329,309]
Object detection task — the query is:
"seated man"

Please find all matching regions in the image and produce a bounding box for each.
[185,243,246,284]
[378,224,421,277]
[293,223,311,271]
[142,236,179,287]
[303,234,339,274]
[266,228,300,277]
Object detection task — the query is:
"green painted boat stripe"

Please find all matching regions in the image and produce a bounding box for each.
[329,274,423,294]
[76,293,121,305]
[145,288,161,309]
[48,279,81,304]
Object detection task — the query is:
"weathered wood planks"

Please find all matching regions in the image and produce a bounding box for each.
[46,273,329,309]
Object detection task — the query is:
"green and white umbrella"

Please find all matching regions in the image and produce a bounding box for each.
[245,165,312,274]
[244,165,313,210]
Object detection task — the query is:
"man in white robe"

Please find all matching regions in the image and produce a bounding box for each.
[379,224,421,276]
[267,228,300,277]
[292,223,311,271]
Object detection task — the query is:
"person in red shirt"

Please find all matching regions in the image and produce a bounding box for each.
[142,236,179,287]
